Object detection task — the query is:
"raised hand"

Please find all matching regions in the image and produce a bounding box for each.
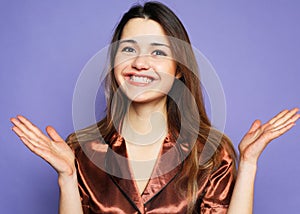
[10,115,76,178]
[239,108,300,165]
[228,108,300,214]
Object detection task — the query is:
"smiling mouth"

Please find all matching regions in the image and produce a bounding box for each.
[129,75,154,84]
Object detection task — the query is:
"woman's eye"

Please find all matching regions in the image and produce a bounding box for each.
[152,50,167,56]
[121,47,135,53]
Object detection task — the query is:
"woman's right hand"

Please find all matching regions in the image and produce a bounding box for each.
[10,115,76,179]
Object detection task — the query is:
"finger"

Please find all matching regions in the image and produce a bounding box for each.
[11,116,50,144]
[267,109,289,125]
[12,125,26,138]
[271,108,299,127]
[271,122,296,139]
[12,126,48,149]
[239,121,263,151]
[19,136,49,156]
[11,118,47,146]
[46,126,64,142]
[20,135,40,153]
[248,120,261,133]
[10,117,35,140]
[17,115,46,136]
[19,136,55,164]
[273,113,300,131]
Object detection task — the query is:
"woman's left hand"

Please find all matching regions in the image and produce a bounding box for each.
[238,108,300,165]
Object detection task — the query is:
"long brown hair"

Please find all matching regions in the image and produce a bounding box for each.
[67,1,236,213]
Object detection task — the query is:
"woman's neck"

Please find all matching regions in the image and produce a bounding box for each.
[121,97,168,146]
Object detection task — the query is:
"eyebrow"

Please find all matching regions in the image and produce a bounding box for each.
[119,39,137,44]
[150,42,170,48]
[119,39,170,48]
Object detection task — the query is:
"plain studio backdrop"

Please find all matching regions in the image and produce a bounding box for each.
[1,0,299,213]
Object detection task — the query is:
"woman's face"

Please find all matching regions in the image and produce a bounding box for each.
[114,18,177,104]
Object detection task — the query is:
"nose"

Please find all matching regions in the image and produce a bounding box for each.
[132,54,150,70]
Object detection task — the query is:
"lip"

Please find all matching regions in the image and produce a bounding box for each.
[124,75,155,87]
[123,71,159,87]
[124,71,159,79]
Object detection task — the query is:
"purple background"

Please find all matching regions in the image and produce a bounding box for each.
[1,0,299,213]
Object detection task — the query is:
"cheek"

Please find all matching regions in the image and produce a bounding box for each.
[113,67,122,86]
[158,73,175,94]
[113,61,129,86]
[114,53,124,67]
[165,58,176,72]
[156,61,176,76]
[113,64,130,96]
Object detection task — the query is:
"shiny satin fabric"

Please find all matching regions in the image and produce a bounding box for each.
[74,134,235,214]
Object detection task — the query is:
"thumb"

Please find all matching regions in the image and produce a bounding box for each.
[248,119,261,133]
[46,126,64,142]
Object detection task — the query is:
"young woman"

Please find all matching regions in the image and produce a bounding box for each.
[10,2,299,214]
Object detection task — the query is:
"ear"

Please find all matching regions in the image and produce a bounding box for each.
[175,66,182,79]
[175,72,182,79]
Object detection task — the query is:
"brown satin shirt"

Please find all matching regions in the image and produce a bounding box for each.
[74,134,235,214]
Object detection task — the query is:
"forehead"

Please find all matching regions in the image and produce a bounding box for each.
[121,18,169,43]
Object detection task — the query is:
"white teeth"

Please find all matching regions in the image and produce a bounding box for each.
[130,75,153,83]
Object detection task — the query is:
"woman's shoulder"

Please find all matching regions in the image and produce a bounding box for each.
[68,131,124,159]
[213,132,237,164]
[211,137,237,178]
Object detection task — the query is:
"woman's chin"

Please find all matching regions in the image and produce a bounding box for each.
[126,92,167,104]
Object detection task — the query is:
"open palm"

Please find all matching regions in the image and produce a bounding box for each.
[11,115,75,177]
[239,108,300,164]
